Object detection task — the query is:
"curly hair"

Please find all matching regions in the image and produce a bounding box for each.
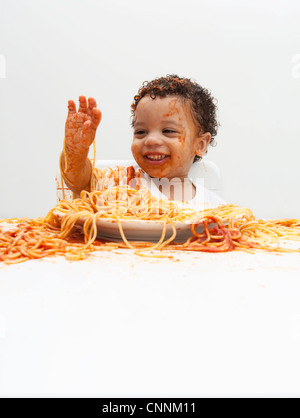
[131,74,219,162]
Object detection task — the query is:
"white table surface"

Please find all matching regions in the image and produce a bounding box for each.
[0,247,300,398]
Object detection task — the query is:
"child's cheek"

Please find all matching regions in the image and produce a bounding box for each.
[178,134,186,144]
[131,141,142,162]
[131,140,137,155]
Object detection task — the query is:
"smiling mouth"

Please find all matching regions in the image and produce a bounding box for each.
[144,154,169,161]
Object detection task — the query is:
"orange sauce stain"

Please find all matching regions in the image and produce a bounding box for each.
[163,98,180,118]
[178,133,186,145]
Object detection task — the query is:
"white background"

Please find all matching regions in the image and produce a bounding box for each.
[0,0,300,219]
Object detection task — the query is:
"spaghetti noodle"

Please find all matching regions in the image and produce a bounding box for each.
[1,182,300,265]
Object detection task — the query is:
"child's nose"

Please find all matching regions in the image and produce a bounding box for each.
[144,133,163,146]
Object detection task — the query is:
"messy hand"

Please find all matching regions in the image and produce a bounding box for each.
[61,96,102,192]
[65,96,102,155]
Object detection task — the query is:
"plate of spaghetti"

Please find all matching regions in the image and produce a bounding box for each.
[52,210,199,242]
[51,186,207,242]
[2,184,300,265]
[48,185,257,251]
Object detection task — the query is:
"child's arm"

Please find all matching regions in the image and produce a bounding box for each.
[60,96,102,195]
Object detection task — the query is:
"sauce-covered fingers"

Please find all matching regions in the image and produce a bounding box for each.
[92,108,102,127]
[68,100,76,115]
[80,120,94,146]
[78,96,88,113]
[82,119,92,133]
[88,97,97,110]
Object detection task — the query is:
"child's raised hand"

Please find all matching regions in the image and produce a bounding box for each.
[65,96,102,154]
[61,96,102,193]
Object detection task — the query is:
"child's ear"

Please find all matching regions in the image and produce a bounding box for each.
[195,132,211,157]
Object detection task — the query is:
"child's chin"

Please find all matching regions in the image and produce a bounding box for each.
[145,167,171,179]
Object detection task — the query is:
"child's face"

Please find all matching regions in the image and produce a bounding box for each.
[131,95,211,179]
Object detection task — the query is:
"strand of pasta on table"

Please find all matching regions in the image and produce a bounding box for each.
[1,181,300,264]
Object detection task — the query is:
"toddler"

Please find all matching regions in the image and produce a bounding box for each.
[60,75,225,206]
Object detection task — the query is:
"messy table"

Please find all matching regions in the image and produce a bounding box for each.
[0,247,300,397]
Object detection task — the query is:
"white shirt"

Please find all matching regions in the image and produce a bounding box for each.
[139,169,226,210]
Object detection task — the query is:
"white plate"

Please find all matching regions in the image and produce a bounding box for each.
[52,210,204,242]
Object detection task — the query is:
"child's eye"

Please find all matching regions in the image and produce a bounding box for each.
[134,130,146,135]
[163,129,177,134]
